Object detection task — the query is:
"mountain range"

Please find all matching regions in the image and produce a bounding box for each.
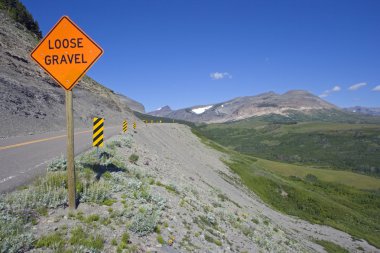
[148,90,343,123]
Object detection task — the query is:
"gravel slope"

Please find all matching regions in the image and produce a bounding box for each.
[131,123,379,252]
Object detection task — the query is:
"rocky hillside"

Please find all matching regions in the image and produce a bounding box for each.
[0,10,144,138]
[149,90,338,123]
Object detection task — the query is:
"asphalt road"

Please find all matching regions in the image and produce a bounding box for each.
[0,126,121,193]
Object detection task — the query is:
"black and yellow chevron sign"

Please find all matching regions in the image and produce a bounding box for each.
[133,122,136,130]
[93,117,104,147]
[123,120,127,133]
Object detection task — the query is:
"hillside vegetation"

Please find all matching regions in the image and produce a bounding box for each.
[196,118,380,176]
[192,129,380,248]
[0,0,42,38]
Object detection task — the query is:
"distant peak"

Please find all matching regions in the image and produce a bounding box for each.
[259,91,277,95]
[284,90,312,95]
[155,105,172,111]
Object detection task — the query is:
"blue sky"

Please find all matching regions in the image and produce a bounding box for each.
[23,0,380,112]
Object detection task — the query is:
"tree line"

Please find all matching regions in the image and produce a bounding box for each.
[0,0,42,39]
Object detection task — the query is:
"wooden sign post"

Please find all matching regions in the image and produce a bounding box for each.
[30,16,103,209]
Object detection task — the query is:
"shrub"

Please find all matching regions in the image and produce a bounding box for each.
[4,172,67,210]
[148,178,155,185]
[102,199,116,206]
[102,171,112,180]
[69,226,104,251]
[107,140,122,150]
[150,194,167,211]
[47,155,67,171]
[217,193,229,202]
[110,156,127,170]
[157,235,165,244]
[85,214,100,223]
[47,156,83,171]
[81,168,95,186]
[80,181,111,204]
[154,225,161,234]
[0,209,34,253]
[305,174,318,183]
[251,218,260,224]
[34,232,64,249]
[130,211,159,236]
[121,232,130,244]
[129,154,139,164]
[206,212,217,225]
[127,178,142,191]
[109,172,129,192]
[156,181,179,194]
[204,233,222,246]
[120,136,132,148]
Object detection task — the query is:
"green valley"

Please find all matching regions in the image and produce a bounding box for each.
[196,118,380,176]
[192,125,380,248]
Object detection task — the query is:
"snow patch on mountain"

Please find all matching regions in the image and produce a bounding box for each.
[192,105,213,114]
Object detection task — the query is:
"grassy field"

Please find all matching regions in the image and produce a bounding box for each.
[196,121,380,176]
[255,158,380,190]
[192,129,380,249]
[314,240,349,253]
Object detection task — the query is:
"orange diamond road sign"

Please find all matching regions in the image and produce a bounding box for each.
[30,16,103,90]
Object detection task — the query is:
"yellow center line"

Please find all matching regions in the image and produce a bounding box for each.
[0,126,119,151]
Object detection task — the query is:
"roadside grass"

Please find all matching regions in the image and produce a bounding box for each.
[192,129,380,249]
[0,135,167,252]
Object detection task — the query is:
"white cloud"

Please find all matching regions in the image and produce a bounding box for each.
[332,86,341,91]
[373,85,380,91]
[210,72,232,80]
[319,85,341,98]
[348,82,367,91]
